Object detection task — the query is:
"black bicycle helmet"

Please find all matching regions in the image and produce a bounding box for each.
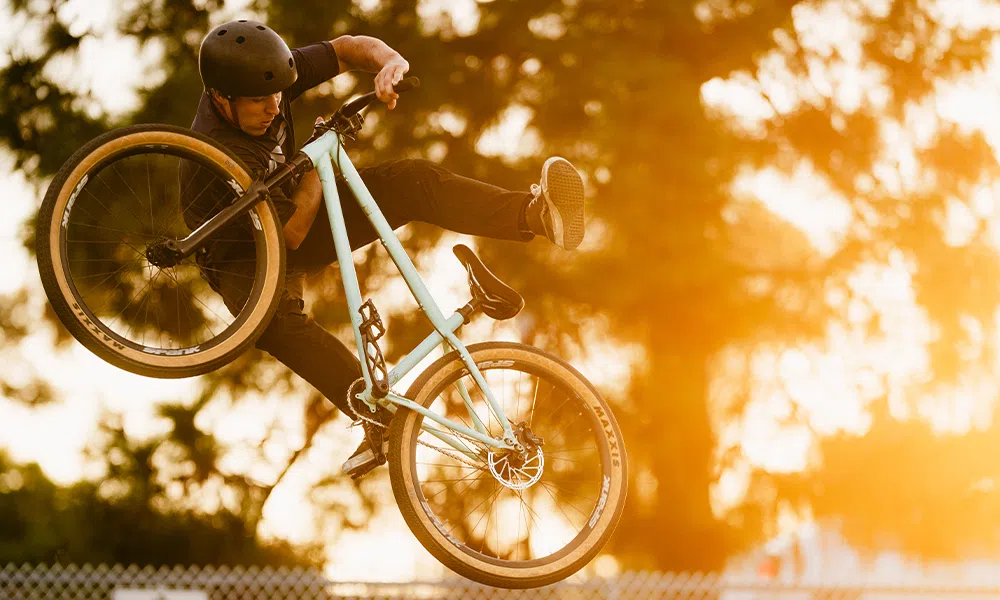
[199,20,297,98]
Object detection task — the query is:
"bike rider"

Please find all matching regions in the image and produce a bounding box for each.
[185,20,587,480]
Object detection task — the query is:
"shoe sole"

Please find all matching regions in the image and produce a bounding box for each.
[543,157,586,250]
[341,443,389,474]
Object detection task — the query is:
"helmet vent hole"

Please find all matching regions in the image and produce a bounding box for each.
[217,29,227,36]
[264,72,274,81]
[288,58,294,68]
[257,25,266,30]
[236,36,245,43]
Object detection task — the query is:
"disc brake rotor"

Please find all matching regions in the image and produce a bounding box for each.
[488,447,544,490]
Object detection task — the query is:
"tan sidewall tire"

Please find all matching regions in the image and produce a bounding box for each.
[36,124,285,378]
[388,342,628,589]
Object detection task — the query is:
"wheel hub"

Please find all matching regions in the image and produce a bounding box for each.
[145,238,183,268]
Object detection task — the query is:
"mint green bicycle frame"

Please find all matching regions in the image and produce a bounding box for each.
[300,131,518,455]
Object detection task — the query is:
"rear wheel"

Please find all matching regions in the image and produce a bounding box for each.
[388,342,628,589]
[36,124,285,378]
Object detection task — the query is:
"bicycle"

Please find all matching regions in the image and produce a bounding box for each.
[35,77,627,589]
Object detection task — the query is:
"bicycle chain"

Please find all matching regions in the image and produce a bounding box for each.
[344,377,488,471]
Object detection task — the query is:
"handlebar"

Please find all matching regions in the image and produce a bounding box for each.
[341,76,421,117]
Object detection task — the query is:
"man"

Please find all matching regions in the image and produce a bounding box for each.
[184,20,586,480]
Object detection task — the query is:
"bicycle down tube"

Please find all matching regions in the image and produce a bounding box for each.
[306,132,518,451]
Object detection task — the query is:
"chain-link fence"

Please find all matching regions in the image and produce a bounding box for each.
[4,564,1000,599]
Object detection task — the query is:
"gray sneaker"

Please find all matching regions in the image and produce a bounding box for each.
[341,437,389,480]
[531,157,586,250]
[342,404,393,480]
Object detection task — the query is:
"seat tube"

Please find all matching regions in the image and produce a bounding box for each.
[315,152,374,387]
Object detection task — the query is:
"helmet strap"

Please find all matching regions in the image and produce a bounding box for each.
[209,89,243,131]
[227,97,242,130]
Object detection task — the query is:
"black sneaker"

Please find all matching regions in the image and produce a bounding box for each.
[531,157,586,250]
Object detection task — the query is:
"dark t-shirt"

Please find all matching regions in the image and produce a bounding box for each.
[179,42,339,262]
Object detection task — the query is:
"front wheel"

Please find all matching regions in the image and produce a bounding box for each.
[35,124,286,378]
[388,342,628,589]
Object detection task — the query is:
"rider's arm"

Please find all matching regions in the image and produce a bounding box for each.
[330,35,409,109]
[283,169,323,250]
[226,144,320,250]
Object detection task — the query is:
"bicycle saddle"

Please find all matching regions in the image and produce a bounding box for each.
[453,244,524,321]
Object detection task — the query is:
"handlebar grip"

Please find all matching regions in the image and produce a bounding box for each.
[338,77,422,119]
[393,77,420,94]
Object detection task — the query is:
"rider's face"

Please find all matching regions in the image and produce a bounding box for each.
[225,92,282,136]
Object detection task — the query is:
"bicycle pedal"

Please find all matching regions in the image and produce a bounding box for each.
[359,299,385,340]
[359,300,389,398]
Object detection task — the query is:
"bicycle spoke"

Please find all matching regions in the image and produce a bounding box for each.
[543,410,590,450]
[528,377,549,428]
[90,255,147,314]
[195,265,256,280]
[544,446,598,455]
[415,461,483,470]
[85,178,148,235]
[81,255,139,285]
[530,389,574,430]
[450,481,504,540]
[67,238,142,245]
[420,476,491,484]
[166,174,236,240]
[139,270,164,347]
[538,480,599,517]
[424,468,483,503]
[107,268,160,335]
[205,256,260,263]
[545,455,583,465]
[473,375,506,435]
[146,156,155,235]
[477,481,501,555]
[72,264,141,281]
[538,481,589,525]
[516,491,524,560]
[159,268,227,337]
[70,221,156,238]
[515,370,523,422]
[111,163,147,218]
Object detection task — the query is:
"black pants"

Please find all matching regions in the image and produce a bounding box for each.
[215,158,532,417]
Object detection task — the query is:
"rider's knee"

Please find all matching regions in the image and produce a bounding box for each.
[254,297,309,352]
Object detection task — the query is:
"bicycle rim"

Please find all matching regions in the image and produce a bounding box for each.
[37,125,284,377]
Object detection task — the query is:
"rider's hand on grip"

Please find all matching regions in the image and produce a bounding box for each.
[393,77,420,94]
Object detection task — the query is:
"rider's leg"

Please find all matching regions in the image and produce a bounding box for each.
[213,266,358,416]
[213,263,392,479]
[289,159,533,268]
[290,158,584,268]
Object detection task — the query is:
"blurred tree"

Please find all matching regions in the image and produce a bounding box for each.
[3,0,1000,573]
[771,400,1000,558]
[0,443,322,566]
